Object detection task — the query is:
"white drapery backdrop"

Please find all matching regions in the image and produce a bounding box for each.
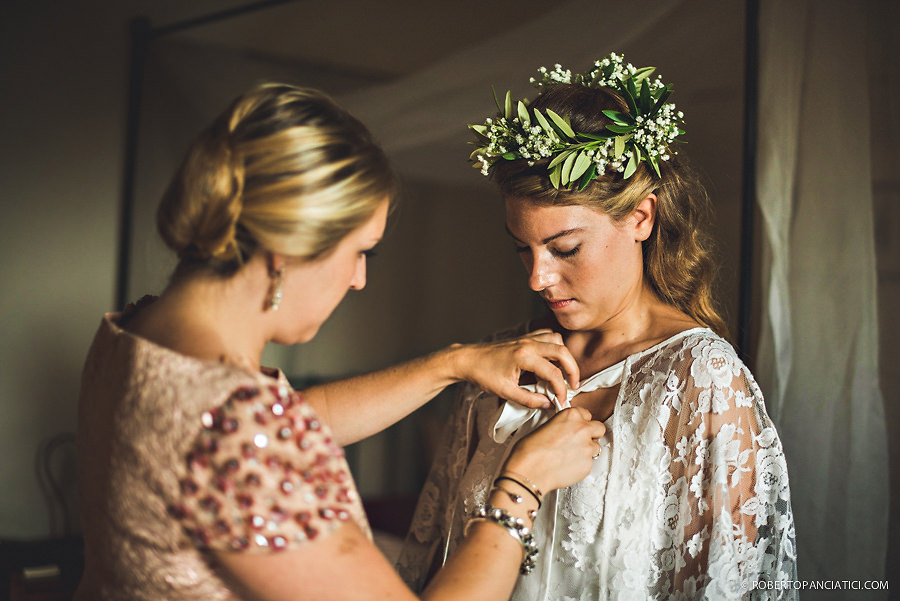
[128,0,891,591]
[755,0,888,593]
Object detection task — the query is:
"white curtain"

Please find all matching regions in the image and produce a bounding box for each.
[755,0,888,593]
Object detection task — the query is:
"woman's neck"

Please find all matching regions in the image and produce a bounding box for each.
[124,261,273,372]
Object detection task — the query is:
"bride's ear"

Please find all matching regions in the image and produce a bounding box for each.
[631,194,657,242]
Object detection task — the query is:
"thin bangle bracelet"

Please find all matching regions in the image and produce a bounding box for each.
[500,470,543,500]
[495,476,542,508]
[491,484,539,521]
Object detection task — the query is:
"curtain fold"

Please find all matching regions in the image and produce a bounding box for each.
[755,0,888,593]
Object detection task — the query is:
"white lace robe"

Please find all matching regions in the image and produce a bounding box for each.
[397,328,797,600]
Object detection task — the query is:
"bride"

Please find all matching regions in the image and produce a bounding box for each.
[398,54,797,600]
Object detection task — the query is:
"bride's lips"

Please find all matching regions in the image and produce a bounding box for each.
[545,298,574,310]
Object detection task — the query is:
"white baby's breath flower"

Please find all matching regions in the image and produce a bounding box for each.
[471,52,683,184]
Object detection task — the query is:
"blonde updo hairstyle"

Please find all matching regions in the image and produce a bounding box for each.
[157,83,395,276]
[492,84,728,339]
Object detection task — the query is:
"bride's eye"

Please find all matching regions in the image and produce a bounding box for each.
[552,246,580,258]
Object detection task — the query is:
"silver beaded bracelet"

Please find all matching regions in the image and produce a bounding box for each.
[464,504,539,574]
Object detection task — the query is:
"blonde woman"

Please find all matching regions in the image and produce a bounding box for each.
[74,83,606,601]
[398,55,797,600]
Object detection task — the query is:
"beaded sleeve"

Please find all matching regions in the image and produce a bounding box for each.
[170,383,365,553]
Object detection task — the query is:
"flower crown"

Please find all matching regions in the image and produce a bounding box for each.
[469,53,685,189]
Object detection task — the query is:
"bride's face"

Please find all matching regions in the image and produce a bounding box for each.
[504,197,649,332]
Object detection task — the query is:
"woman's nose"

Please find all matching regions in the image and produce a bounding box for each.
[349,256,367,290]
[527,255,557,291]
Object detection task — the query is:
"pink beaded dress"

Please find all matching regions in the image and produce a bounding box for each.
[74,311,369,601]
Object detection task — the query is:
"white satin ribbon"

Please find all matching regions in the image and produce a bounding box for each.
[492,359,627,443]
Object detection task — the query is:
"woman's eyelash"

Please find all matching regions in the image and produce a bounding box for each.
[514,245,580,257]
[363,249,377,259]
[553,246,580,258]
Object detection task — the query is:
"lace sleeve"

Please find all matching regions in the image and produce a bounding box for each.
[396,382,481,591]
[169,384,363,554]
[662,337,796,599]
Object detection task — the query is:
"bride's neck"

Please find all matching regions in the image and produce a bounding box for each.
[562,293,696,374]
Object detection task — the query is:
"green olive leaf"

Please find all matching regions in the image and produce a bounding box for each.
[624,154,637,178]
[548,149,574,169]
[549,165,561,189]
[578,162,597,191]
[650,87,672,116]
[560,151,577,185]
[517,100,530,126]
[649,154,662,177]
[578,132,613,141]
[614,135,627,158]
[625,77,638,102]
[606,123,635,134]
[546,109,577,140]
[623,86,638,116]
[632,66,655,83]
[570,151,591,181]
[602,109,633,125]
[469,124,491,143]
[639,80,651,113]
[534,109,555,136]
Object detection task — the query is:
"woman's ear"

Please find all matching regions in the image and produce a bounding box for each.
[631,193,657,242]
[267,251,287,274]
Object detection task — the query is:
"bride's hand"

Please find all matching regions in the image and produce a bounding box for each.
[502,407,605,493]
[450,329,579,409]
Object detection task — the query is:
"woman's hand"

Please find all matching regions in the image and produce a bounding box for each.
[450,329,579,409]
[502,407,605,493]
[302,330,578,445]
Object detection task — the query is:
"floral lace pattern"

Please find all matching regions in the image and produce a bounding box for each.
[397,328,797,600]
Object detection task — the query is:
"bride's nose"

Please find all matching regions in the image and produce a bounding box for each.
[527,253,559,291]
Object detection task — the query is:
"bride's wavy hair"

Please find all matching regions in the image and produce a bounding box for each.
[491,83,728,339]
[157,83,396,277]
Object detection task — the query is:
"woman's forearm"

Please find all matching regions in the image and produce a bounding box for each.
[300,345,463,446]
[420,489,531,601]
[301,330,578,446]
